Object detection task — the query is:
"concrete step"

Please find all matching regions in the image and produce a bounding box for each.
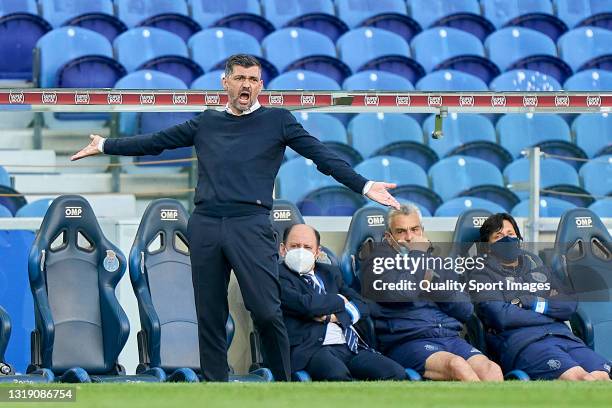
[0,150,56,173]
[0,128,34,149]
[41,127,110,155]
[14,173,112,194]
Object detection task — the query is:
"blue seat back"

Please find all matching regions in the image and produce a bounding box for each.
[424,113,496,158]
[189,28,261,72]
[299,186,365,216]
[277,157,338,203]
[270,200,305,244]
[554,0,612,28]
[0,305,9,366]
[336,0,407,28]
[573,113,612,158]
[15,198,53,217]
[29,195,128,374]
[342,70,414,90]
[589,199,612,218]
[558,26,612,71]
[116,0,189,28]
[0,0,37,15]
[482,0,553,28]
[504,157,580,198]
[293,113,347,144]
[40,0,114,27]
[349,113,422,158]
[579,155,612,196]
[114,27,189,72]
[449,208,495,256]
[416,69,488,90]
[0,166,9,187]
[411,27,485,72]
[511,197,577,217]
[435,198,503,217]
[262,0,335,28]
[409,0,481,29]
[485,26,557,71]
[262,27,336,72]
[429,156,504,201]
[337,27,411,72]
[490,69,562,91]
[188,0,262,28]
[498,114,572,158]
[191,71,224,90]
[354,156,428,187]
[564,69,612,90]
[268,70,340,90]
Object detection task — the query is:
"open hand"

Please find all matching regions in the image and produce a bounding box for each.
[71,134,104,161]
[366,182,400,209]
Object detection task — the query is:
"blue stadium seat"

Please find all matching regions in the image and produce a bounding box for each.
[337,27,425,84]
[0,186,26,215]
[511,197,577,217]
[490,69,562,91]
[589,199,612,217]
[554,0,612,30]
[0,0,51,80]
[129,199,273,382]
[298,186,366,216]
[335,0,420,41]
[564,69,612,90]
[558,26,612,72]
[114,27,203,86]
[262,27,351,83]
[28,195,165,383]
[191,70,224,90]
[342,70,414,90]
[15,198,53,217]
[554,208,612,360]
[267,70,340,90]
[39,0,126,41]
[411,27,500,83]
[115,0,200,41]
[276,157,337,203]
[485,27,573,84]
[415,70,488,91]
[580,155,612,197]
[434,197,506,216]
[481,0,568,41]
[261,0,348,41]
[573,113,612,158]
[0,165,9,187]
[285,113,348,160]
[408,0,495,41]
[188,0,274,41]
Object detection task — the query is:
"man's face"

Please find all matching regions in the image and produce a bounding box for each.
[488,219,518,243]
[388,213,423,243]
[279,224,321,261]
[222,65,263,114]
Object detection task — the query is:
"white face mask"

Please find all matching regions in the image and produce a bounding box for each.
[284,248,315,275]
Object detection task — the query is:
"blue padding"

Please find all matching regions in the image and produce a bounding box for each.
[229,368,274,382]
[167,368,199,383]
[292,370,312,382]
[57,367,92,383]
[404,368,422,381]
[504,369,530,381]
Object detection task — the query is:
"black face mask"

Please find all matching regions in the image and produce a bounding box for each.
[490,236,521,263]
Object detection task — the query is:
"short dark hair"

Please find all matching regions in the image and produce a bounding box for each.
[224,54,261,77]
[282,223,321,247]
[479,213,523,242]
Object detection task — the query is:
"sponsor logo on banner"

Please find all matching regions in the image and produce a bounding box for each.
[367,215,385,227]
[65,207,82,218]
[140,94,155,104]
[586,95,601,107]
[74,93,90,104]
[491,95,506,107]
[523,96,538,107]
[42,92,57,104]
[575,216,593,228]
[205,93,220,105]
[107,93,122,104]
[428,95,442,107]
[172,93,188,105]
[9,91,24,104]
[160,209,178,221]
[472,216,487,228]
[269,94,284,105]
[365,95,379,106]
[300,94,315,106]
[396,95,411,106]
[555,95,570,107]
[272,210,292,221]
[460,95,474,106]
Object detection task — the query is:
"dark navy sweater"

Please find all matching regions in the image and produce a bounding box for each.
[104,107,368,216]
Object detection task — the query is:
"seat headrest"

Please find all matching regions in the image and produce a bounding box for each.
[270,200,304,241]
[342,205,388,254]
[133,198,189,247]
[452,209,494,245]
[555,208,612,253]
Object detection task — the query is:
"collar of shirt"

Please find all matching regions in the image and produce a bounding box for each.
[225,100,261,116]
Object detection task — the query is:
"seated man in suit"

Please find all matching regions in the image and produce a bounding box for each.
[473,213,611,381]
[361,204,503,381]
[279,223,407,381]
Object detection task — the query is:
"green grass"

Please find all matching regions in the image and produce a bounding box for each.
[1,382,612,408]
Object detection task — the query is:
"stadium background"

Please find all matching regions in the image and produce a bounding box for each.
[0,0,611,406]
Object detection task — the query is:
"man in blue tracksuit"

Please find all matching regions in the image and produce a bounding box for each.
[361,204,503,381]
[70,54,399,381]
[474,213,611,380]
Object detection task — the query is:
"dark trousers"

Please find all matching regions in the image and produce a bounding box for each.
[187,212,291,381]
[305,344,407,381]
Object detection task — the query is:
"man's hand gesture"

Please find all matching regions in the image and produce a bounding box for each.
[71,134,104,161]
[366,182,400,209]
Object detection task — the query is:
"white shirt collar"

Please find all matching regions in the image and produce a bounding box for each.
[225,100,261,116]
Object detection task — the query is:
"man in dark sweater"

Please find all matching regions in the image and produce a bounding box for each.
[70,54,399,382]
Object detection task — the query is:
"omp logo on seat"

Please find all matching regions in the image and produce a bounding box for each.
[65,207,83,218]
[575,216,593,228]
[160,209,178,221]
[367,215,385,227]
[472,216,487,228]
[272,210,292,221]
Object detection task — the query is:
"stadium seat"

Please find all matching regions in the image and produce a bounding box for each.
[260,0,348,41]
[39,0,126,41]
[0,186,26,215]
[564,69,612,90]
[191,70,224,90]
[415,70,488,91]
[573,113,612,158]
[558,26,612,72]
[408,0,495,41]
[485,27,573,84]
[276,157,337,203]
[188,0,274,41]
[434,197,505,216]
[337,27,425,84]
[262,27,351,83]
[342,70,414,90]
[0,0,52,80]
[580,155,612,197]
[0,165,9,187]
[554,208,612,360]
[129,199,273,382]
[429,156,518,210]
[267,70,340,90]
[115,0,200,41]
[490,69,562,91]
[298,186,366,216]
[589,199,612,217]
[411,27,500,83]
[449,208,494,258]
[27,195,166,382]
[554,0,612,30]
[511,197,577,217]
[335,0,420,41]
[15,198,53,217]
[481,0,568,41]
[285,113,348,160]
[114,27,203,86]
